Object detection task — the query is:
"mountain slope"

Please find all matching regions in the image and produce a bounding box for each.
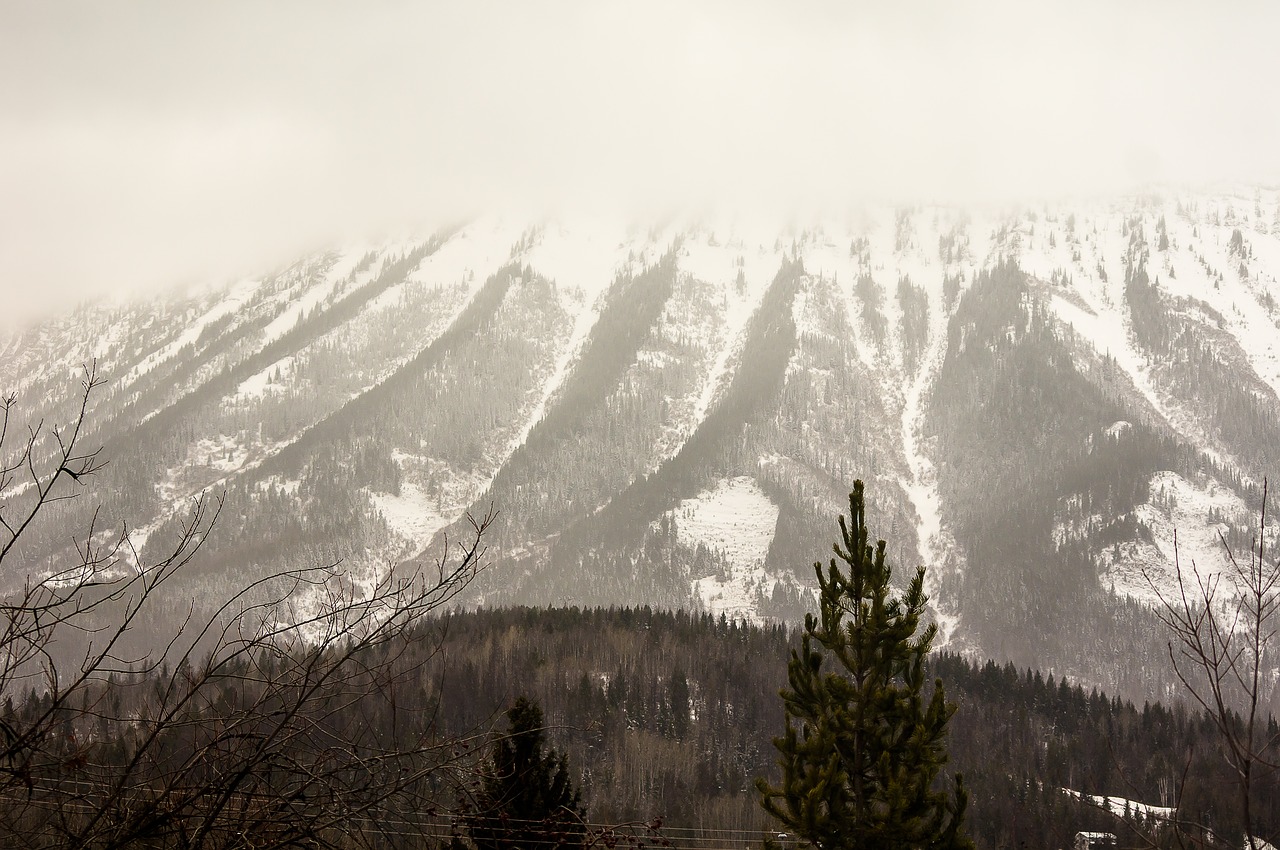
[5,189,1280,702]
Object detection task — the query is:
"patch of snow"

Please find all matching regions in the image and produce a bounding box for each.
[802,228,880,371]
[379,451,490,557]
[156,429,293,506]
[524,217,633,307]
[1026,218,1243,476]
[256,475,301,496]
[370,482,450,549]
[502,280,606,453]
[900,273,963,646]
[91,317,128,361]
[1062,787,1176,821]
[1162,210,1280,400]
[366,216,523,314]
[1096,471,1254,607]
[236,355,295,400]
[419,218,523,278]
[669,476,779,621]
[497,220,665,461]
[1105,420,1132,438]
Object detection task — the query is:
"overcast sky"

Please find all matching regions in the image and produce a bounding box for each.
[2,1,1278,327]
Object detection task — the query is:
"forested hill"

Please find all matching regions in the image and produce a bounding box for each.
[393,606,1278,850]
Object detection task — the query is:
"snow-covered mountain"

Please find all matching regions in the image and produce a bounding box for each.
[5,188,1280,701]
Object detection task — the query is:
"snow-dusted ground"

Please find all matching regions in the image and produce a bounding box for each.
[21,195,1280,637]
[1062,787,1176,820]
[1021,202,1259,479]
[370,451,490,556]
[369,482,450,551]
[156,430,294,505]
[679,227,781,437]
[1023,218,1184,425]
[257,248,376,346]
[118,276,263,388]
[375,217,523,312]
[236,355,295,400]
[901,377,961,643]
[504,220,632,455]
[669,476,780,621]
[1160,210,1280,401]
[388,220,675,556]
[897,216,970,647]
[1092,471,1254,606]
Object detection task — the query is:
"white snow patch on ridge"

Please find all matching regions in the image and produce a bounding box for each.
[369,482,449,551]
[1062,787,1175,820]
[1027,237,1239,475]
[236,355,295,400]
[407,217,523,291]
[1161,213,1280,401]
[524,218,630,306]
[367,217,522,315]
[1096,471,1252,607]
[501,227,633,458]
[900,282,962,646]
[670,476,779,621]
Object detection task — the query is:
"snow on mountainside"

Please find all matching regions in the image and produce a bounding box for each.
[1091,470,1254,606]
[6,189,1280,703]
[671,476,781,621]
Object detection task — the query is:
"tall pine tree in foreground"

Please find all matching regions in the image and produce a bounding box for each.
[757,481,972,850]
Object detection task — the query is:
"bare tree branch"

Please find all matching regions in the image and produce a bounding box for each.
[0,367,498,849]
[1142,479,1280,850]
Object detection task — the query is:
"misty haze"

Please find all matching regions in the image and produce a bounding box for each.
[2,4,1279,849]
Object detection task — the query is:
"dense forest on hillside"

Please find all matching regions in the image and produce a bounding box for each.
[417,606,1279,849]
[14,605,1274,849]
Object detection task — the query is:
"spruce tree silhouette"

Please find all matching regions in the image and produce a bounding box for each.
[465,696,586,850]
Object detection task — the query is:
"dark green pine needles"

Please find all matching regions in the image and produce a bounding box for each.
[464,696,586,850]
[757,480,973,850]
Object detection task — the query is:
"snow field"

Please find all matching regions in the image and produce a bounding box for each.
[258,248,374,346]
[1093,471,1255,607]
[370,450,488,554]
[370,221,668,557]
[1061,787,1176,821]
[668,476,780,621]
[799,209,978,645]
[369,482,450,552]
[1159,210,1280,401]
[499,220,642,461]
[897,244,966,644]
[1022,209,1242,475]
[366,216,524,316]
[236,355,295,400]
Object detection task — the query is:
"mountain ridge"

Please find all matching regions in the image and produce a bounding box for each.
[5,190,1280,702]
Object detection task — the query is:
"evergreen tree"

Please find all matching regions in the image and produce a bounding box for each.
[464,696,586,850]
[757,481,973,850]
